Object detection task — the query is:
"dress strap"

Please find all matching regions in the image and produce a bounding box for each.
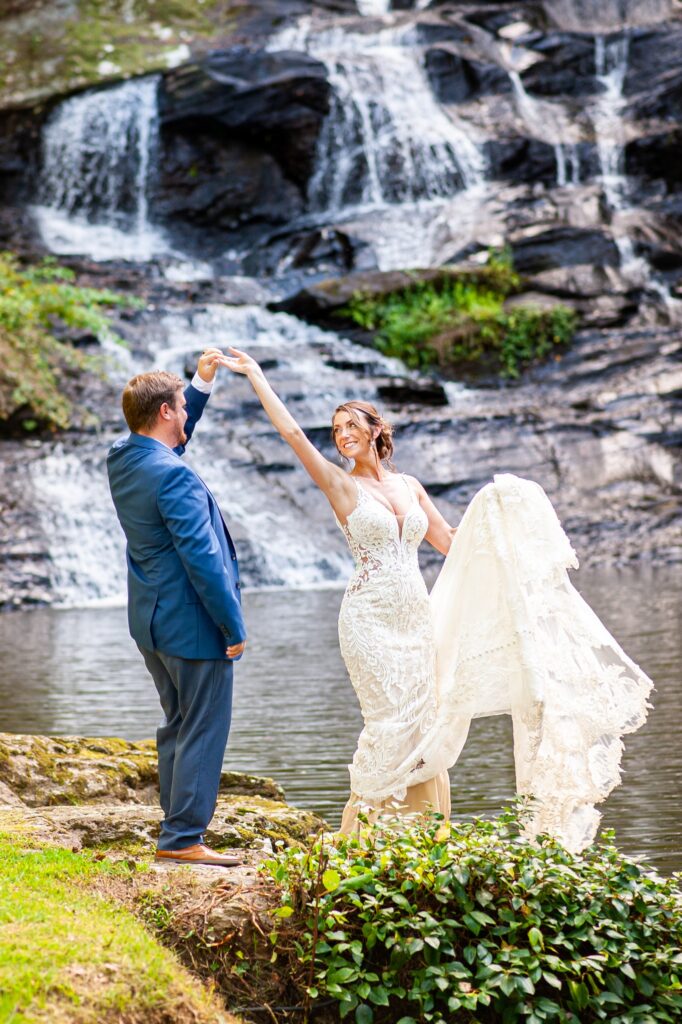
[401,473,417,505]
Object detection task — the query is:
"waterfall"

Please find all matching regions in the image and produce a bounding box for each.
[270,20,486,268]
[508,71,580,187]
[33,76,168,261]
[298,24,485,210]
[28,304,423,605]
[30,447,128,607]
[593,35,630,210]
[591,34,681,312]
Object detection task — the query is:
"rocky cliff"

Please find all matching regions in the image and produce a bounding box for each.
[0,0,680,606]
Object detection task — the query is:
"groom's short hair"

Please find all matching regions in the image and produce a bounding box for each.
[121,371,185,432]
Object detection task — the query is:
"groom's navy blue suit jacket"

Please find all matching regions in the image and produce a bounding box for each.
[107,384,245,661]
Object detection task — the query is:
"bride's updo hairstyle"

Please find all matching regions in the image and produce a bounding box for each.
[332,400,395,466]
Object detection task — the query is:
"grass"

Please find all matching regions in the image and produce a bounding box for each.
[339,250,578,380]
[0,833,228,1023]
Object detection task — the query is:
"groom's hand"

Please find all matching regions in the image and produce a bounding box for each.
[197,347,224,383]
[226,640,246,660]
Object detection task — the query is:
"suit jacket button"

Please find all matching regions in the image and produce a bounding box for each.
[236,581,241,589]
[232,554,237,561]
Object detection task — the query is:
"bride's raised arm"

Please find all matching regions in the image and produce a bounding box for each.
[220,347,356,518]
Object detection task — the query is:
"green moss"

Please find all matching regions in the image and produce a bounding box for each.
[0,835,228,1023]
[339,250,578,380]
[0,0,249,108]
[0,253,138,434]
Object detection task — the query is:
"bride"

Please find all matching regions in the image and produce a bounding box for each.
[222,348,653,852]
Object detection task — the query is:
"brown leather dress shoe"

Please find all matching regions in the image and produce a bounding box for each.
[155,843,241,867]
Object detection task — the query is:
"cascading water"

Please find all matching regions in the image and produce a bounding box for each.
[591,34,644,280]
[591,32,680,312]
[33,76,168,261]
[507,70,581,187]
[28,305,419,605]
[270,19,487,269]
[357,0,391,14]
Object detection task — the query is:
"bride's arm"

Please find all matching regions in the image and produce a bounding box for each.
[220,348,352,505]
[407,475,457,555]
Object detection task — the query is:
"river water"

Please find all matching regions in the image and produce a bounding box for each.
[0,567,679,875]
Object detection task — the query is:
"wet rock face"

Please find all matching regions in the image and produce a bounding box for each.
[154,49,330,243]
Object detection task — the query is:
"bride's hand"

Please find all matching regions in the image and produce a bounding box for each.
[220,347,262,378]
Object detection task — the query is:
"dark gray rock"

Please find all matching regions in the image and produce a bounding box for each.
[484,136,559,184]
[242,225,377,278]
[520,33,598,98]
[425,47,511,102]
[625,130,682,190]
[159,49,330,187]
[154,48,330,242]
[377,378,449,406]
[509,227,620,274]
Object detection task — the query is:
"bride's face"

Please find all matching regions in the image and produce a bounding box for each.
[333,410,372,459]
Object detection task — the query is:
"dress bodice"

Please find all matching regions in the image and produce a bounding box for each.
[337,477,429,595]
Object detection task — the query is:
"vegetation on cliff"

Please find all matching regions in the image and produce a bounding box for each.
[339,251,578,380]
[0,0,248,109]
[0,253,135,435]
[265,812,682,1023]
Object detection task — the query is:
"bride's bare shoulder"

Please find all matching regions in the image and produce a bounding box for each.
[402,473,426,495]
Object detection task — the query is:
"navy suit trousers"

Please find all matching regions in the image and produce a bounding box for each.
[138,645,233,850]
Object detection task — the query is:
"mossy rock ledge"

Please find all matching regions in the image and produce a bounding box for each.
[0,731,323,851]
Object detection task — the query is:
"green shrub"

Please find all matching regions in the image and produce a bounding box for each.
[265,812,682,1023]
[339,250,577,380]
[0,252,136,432]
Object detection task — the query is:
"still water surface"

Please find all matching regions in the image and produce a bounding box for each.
[0,567,679,874]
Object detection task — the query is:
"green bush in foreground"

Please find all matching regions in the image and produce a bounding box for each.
[339,251,577,379]
[266,812,682,1023]
[0,252,135,433]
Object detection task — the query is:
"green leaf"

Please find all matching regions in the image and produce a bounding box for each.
[323,869,341,892]
[355,1005,373,1024]
[568,980,589,1010]
[273,905,294,918]
[368,985,390,1006]
[528,926,544,951]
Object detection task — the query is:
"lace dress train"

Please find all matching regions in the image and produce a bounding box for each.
[336,473,653,852]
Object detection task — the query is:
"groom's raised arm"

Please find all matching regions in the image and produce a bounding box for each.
[174,348,223,456]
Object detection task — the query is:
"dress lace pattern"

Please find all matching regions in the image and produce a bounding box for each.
[337,478,438,805]
[337,473,653,853]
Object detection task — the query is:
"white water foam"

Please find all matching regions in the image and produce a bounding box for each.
[34,76,170,262]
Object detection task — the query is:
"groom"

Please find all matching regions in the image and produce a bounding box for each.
[107,349,246,866]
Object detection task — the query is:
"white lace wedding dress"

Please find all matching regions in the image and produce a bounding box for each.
[336,472,653,853]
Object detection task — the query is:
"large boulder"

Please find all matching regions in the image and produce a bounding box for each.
[0,732,324,853]
[0,732,285,807]
[519,33,599,98]
[154,49,330,240]
[509,227,620,274]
